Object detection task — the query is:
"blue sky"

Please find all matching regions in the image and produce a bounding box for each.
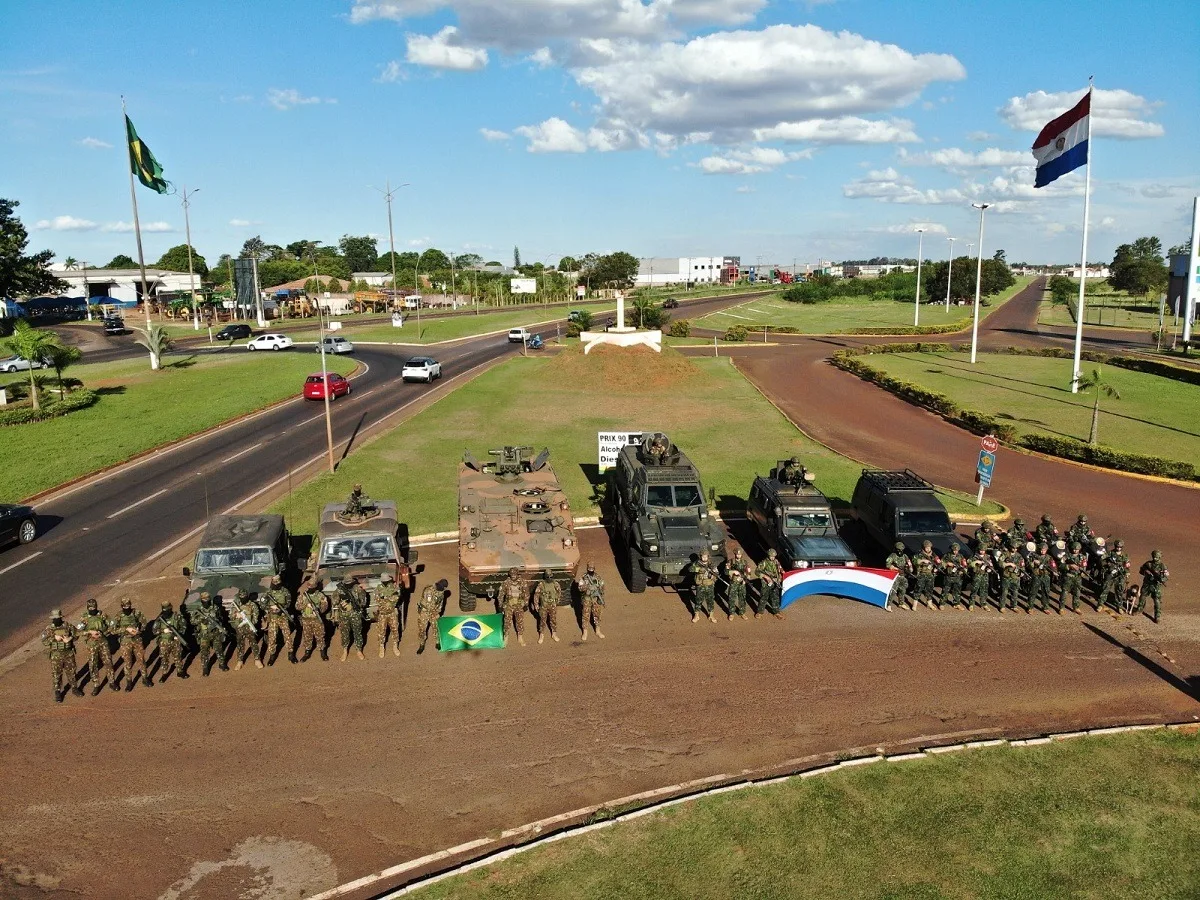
[2,0,1197,270]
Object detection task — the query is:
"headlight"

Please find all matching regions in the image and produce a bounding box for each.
[467,541,477,550]
[797,560,810,568]
[846,561,857,567]
[648,544,658,552]
[563,537,574,548]
[711,543,719,551]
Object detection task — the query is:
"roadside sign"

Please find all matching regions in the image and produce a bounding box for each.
[598,431,642,473]
[977,450,996,487]
[980,434,999,453]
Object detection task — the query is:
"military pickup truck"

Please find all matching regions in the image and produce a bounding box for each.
[307,498,415,598]
[182,514,292,607]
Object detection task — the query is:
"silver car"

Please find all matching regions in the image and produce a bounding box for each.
[315,335,355,354]
[0,356,45,373]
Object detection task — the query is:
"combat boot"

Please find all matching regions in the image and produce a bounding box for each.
[551,631,559,643]
[379,644,386,658]
[109,679,120,692]
[254,657,264,669]
[595,628,605,639]
[124,677,135,692]
[71,684,84,697]
[416,642,426,655]
[218,658,229,671]
[160,668,171,683]
[320,646,329,661]
[690,612,699,623]
[392,643,401,657]
[341,647,348,662]
[356,647,365,659]
[54,688,64,703]
[142,674,153,688]
[288,653,297,664]
[235,657,243,671]
[202,660,212,677]
[537,631,545,645]
[91,682,104,697]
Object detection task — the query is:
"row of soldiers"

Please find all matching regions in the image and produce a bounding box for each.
[493,562,607,646]
[883,513,1169,618]
[686,548,784,622]
[39,572,448,703]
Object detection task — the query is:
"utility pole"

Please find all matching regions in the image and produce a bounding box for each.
[313,249,335,473]
[944,237,956,311]
[81,260,91,320]
[181,185,201,329]
[373,179,409,318]
[970,204,990,364]
[251,255,265,327]
[913,228,926,326]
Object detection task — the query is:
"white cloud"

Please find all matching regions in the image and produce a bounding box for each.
[999,88,1164,139]
[79,137,111,149]
[515,117,588,153]
[228,218,263,227]
[408,236,430,246]
[480,128,510,141]
[529,47,555,67]
[843,168,967,205]
[406,26,488,70]
[100,221,175,233]
[873,222,949,235]
[573,25,964,139]
[967,130,997,141]
[35,215,97,231]
[694,145,811,175]
[899,147,1031,168]
[753,117,919,145]
[266,88,330,110]
[735,185,755,193]
[376,60,404,82]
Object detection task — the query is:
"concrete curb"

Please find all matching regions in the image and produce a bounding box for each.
[310,717,1196,899]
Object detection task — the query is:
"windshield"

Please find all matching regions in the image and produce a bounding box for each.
[646,484,703,508]
[898,510,953,534]
[319,534,397,566]
[195,546,275,572]
[785,511,832,531]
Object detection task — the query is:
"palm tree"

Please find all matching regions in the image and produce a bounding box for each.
[1075,367,1120,446]
[44,344,82,394]
[136,324,173,370]
[5,320,61,410]
[631,295,655,329]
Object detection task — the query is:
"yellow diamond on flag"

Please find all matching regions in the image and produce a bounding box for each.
[448,616,495,646]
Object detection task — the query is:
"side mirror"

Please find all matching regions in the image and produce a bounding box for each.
[407,549,419,564]
[182,566,191,578]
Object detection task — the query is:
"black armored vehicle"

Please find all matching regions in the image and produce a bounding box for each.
[607,431,727,592]
[851,468,960,556]
[746,457,858,570]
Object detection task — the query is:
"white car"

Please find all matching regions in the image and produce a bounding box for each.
[246,333,295,351]
[315,336,355,354]
[508,328,530,343]
[0,356,45,373]
[401,356,442,383]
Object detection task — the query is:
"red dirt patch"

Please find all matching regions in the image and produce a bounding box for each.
[546,343,700,393]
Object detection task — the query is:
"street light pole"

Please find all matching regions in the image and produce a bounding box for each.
[970,203,990,364]
[313,249,335,473]
[81,260,91,320]
[913,228,926,326]
[414,249,427,339]
[944,237,956,311]
[373,179,410,317]
[181,185,201,329]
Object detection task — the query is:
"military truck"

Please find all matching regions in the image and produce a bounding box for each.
[850,468,961,556]
[183,514,292,607]
[458,446,580,612]
[307,498,415,610]
[746,458,858,570]
[607,432,727,593]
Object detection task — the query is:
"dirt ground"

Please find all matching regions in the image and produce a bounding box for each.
[2,527,1196,899]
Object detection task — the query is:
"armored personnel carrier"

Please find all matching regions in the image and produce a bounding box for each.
[183,514,292,607]
[458,446,580,612]
[607,432,727,592]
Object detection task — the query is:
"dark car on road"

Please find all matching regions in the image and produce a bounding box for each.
[215,323,253,342]
[103,317,127,335]
[0,503,38,547]
[662,298,679,309]
[851,468,960,555]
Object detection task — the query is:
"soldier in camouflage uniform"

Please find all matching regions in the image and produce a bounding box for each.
[261,575,296,665]
[152,601,190,681]
[726,569,749,620]
[1066,514,1093,548]
[1025,543,1056,613]
[974,519,999,551]
[373,573,402,657]
[295,579,329,662]
[885,542,912,610]
[415,582,443,654]
[1137,551,1169,623]
[498,568,527,646]
[966,547,993,609]
[1033,514,1059,548]
[911,541,940,609]
[755,548,784,619]
[77,598,117,695]
[533,569,561,644]
[111,597,153,690]
[997,548,1023,612]
[344,483,367,518]
[1006,518,1028,547]
[688,551,718,623]
[193,592,230,676]
[1097,539,1130,612]
[576,561,605,640]
[335,589,365,660]
[939,543,966,608]
[43,609,83,702]
[1059,542,1088,614]
[229,589,263,670]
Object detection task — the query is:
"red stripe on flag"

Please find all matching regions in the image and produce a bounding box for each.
[1032,91,1090,151]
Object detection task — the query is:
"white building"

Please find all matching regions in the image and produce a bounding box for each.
[1065,266,1111,279]
[351,271,391,287]
[635,256,739,286]
[49,267,200,306]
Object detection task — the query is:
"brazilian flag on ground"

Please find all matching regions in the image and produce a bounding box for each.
[126,115,168,194]
[438,614,506,651]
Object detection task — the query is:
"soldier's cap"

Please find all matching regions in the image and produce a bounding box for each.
[509,567,518,576]
[161,601,173,610]
[380,572,393,583]
[50,608,62,619]
[543,568,553,578]
[767,548,777,557]
[1152,549,1162,558]
[120,597,132,608]
[1070,541,1081,549]
[894,541,905,551]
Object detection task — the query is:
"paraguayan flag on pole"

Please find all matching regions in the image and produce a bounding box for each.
[1031,91,1091,188]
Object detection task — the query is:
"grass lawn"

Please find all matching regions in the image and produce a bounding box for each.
[696,277,1032,334]
[284,304,615,345]
[0,352,356,502]
[271,345,1000,537]
[414,729,1200,900]
[865,350,1200,468]
[1039,288,1169,331]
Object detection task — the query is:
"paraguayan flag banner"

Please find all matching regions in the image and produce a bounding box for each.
[1032,91,1090,188]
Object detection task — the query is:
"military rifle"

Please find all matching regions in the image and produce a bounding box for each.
[231,600,258,635]
[156,615,193,651]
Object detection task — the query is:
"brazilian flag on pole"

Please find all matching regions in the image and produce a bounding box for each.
[438,614,506,651]
[126,115,168,194]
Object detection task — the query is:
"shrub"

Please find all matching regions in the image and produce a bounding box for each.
[0,388,99,426]
[1020,434,1196,481]
[723,324,748,342]
[668,319,691,338]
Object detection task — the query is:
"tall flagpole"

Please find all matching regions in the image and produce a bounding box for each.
[1070,78,1095,393]
[123,96,158,370]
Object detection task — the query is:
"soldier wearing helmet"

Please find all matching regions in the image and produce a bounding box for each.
[884,542,913,610]
[42,609,83,702]
[688,551,718,623]
[533,569,562,644]
[373,571,402,658]
[1059,541,1088,614]
[1098,538,1130,612]
[78,597,117,694]
[153,600,191,681]
[1033,514,1058,547]
[1137,550,1169,623]
[577,561,606,639]
[498,568,527,646]
[755,548,784,619]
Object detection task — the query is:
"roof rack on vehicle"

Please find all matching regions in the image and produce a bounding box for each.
[859,468,934,492]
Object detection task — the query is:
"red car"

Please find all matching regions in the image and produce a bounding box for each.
[303,372,351,401]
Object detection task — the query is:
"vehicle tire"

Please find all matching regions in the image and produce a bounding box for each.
[17,518,37,545]
[272,344,282,350]
[627,546,648,593]
[458,587,477,613]
[247,344,256,351]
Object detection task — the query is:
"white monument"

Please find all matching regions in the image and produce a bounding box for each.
[579,292,662,354]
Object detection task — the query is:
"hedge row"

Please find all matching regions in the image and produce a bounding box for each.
[1019,434,1196,481]
[830,352,1017,442]
[988,344,1200,386]
[0,389,99,426]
